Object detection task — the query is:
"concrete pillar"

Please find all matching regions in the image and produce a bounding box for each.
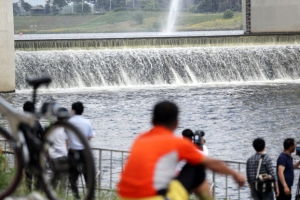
[0,0,15,92]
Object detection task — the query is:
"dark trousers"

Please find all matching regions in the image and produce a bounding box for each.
[68,150,88,198]
[276,184,291,200]
[176,163,206,193]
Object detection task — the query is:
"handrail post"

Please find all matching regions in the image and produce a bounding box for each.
[212,172,215,197]
[99,149,102,192]
[110,150,113,189]
[238,163,241,200]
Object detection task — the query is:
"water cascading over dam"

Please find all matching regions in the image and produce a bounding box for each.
[15,45,300,90]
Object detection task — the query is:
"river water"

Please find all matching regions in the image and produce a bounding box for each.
[1,82,300,162]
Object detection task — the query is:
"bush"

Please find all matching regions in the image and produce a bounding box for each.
[223,9,234,19]
[113,7,126,12]
[132,12,144,24]
[152,21,160,29]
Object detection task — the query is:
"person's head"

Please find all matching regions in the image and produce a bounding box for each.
[252,138,265,152]
[182,129,194,141]
[152,100,179,131]
[71,102,84,115]
[284,138,295,153]
[23,101,34,113]
[57,107,69,121]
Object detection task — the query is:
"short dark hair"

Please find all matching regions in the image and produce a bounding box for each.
[23,101,34,113]
[252,138,265,152]
[72,102,84,115]
[182,129,194,141]
[284,138,295,150]
[152,101,178,126]
[57,107,69,121]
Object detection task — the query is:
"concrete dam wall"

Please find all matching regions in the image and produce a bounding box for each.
[243,0,300,34]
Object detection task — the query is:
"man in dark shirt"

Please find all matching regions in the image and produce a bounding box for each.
[277,138,300,200]
[246,138,278,200]
[22,101,45,191]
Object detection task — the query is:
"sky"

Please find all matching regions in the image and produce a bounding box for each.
[13,0,46,6]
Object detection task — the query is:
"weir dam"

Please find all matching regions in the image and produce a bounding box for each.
[14,32,300,90]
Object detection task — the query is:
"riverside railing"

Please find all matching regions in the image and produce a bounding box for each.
[2,139,300,199]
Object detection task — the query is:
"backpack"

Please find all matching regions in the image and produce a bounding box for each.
[255,155,275,193]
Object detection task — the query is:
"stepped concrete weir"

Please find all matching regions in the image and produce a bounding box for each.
[14,33,300,51]
[0,0,15,92]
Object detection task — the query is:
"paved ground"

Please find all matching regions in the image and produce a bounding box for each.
[4,192,46,200]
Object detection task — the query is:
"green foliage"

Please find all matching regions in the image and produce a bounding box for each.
[51,5,60,15]
[0,154,14,191]
[13,3,21,15]
[13,12,242,33]
[223,9,233,19]
[22,2,32,12]
[45,4,51,14]
[53,0,67,8]
[113,7,126,12]
[132,12,144,24]
[75,3,92,14]
[152,21,160,29]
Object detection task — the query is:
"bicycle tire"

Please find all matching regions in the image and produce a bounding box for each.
[0,127,23,199]
[39,121,96,200]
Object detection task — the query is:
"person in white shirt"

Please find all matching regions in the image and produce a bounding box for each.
[68,102,94,199]
[47,107,69,189]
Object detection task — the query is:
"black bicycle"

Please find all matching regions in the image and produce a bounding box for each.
[0,77,95,200]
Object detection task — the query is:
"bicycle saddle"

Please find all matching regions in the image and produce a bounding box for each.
[26,76,52,88]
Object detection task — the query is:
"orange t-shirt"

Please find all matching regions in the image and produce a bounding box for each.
[117,126,205,198]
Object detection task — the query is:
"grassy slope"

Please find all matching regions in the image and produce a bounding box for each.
[14,11,242,34]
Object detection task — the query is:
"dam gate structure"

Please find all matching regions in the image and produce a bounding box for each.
[0,0,15,92]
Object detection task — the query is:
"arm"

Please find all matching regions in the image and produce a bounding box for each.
[266,156,279,196]
[293,160,300,169]
[201,157,245,187]
[278,165,290,195]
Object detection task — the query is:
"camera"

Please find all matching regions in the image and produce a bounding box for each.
[296,141,300,156]
[193,130,205,149]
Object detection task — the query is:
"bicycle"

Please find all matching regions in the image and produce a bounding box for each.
[0,77,95,200]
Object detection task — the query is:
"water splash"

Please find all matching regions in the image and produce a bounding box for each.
[166,0,180,33]
[15,45,300,90]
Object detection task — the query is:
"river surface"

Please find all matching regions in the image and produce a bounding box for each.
[1,82,300,162]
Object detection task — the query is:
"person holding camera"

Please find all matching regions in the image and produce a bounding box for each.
[246,138,279,200]
[276,138,300,200]
[117,100,245,200]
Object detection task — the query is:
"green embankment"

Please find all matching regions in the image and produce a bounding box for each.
[14,11,242,34]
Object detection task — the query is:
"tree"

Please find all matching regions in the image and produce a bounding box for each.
[75,3,92,13]
[45,3,51,14]
[223,9,233,19]
[53,0,67,8]
[13,3,21,15]
[22,1,32,12]
[51,5,60,14]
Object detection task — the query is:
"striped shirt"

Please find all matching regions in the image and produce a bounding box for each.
[246,153,277,184]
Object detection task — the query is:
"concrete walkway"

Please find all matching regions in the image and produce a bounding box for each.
[4,192,46,200]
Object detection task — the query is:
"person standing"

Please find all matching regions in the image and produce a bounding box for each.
[246,138,279,200]
[117,101,245,200]
[67,102,94,199]
[22,101,45,191]
[277,138,300,200]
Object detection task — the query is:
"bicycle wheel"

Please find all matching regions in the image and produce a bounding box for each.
[0,127,23,199]
[40,121,95,200]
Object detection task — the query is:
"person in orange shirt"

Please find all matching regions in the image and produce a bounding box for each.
[117,100,245,200]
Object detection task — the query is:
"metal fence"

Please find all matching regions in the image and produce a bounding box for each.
[2,139,300,199]
[91,147,252,200]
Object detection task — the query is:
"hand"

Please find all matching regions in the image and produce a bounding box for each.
[275,188,279,197]
[233,172,245,187]
[284,186,290,195]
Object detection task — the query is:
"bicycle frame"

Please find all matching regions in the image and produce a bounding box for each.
[0,95,36,164]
